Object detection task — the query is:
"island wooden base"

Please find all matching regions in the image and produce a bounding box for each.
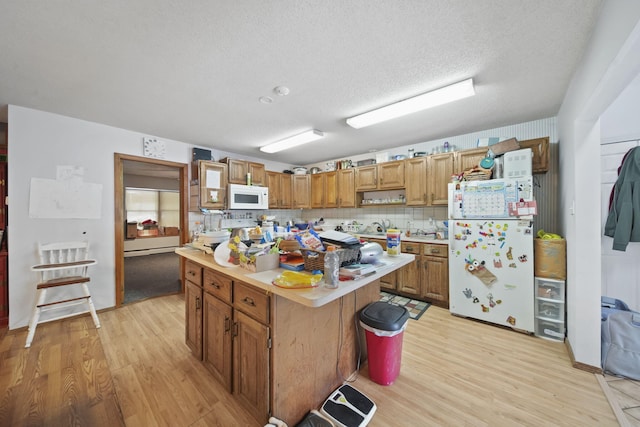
[271,280,379,424]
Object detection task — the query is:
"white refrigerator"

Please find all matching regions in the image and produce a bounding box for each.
[448,178,536,332]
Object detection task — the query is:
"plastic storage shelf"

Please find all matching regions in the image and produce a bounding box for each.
[535,277,566,342]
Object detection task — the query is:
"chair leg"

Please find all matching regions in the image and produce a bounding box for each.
[25,288,47,348]
[82,282,101,329]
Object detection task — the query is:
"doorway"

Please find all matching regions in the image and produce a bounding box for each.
[114,153,189,306]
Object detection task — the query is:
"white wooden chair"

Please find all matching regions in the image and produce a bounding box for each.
[26,241,100,348]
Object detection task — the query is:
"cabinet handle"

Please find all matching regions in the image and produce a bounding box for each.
[232,322,238,338]
[188,270,196,277]
[210,282,221,289]
[430,248,441,254]
[195,296,201,310]
[242,296,255,307]
[224,316,231,333]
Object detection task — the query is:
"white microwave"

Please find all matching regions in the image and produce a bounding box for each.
[228,184,269,210]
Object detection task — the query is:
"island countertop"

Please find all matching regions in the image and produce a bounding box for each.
[175,246,414,308]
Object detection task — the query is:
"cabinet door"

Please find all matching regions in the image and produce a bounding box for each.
[405,157,428,206]
[355,165,377,191]
[266,171,280,208]
[249,162,266,186]
[291,175,310,209]
[197,161,228,209]
[380,270,397,291]
[429,153,454,205]
[203,292,233,391]
[227,159,248,184]
[378,160,405,189]
[233,310,270,423]
[423,256,449,304]
[397,257,421,296]
[279,173,292,208]
[337,169,356,207]
[454,147,488,174]
[310,173,325,208]
[185,280,203,359]
[324,171,338,208]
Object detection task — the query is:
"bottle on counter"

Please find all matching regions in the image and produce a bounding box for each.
[324,246,340,289]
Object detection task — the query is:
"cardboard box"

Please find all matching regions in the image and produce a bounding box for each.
[488,137,520,156]
[240,253,279,273]
[534,238,566,280]
[126,222,138,239]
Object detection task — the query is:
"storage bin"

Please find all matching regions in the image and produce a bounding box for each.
[536,300,564,322]
[535,277,565,302]
[359,301,410,385]
[535,319,564,341]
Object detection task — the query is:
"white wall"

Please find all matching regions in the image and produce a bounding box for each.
[600,72,640,312]
[6,105,291,329]
[557,0,640,367]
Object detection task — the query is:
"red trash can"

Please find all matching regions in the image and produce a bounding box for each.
[359,301,410,385]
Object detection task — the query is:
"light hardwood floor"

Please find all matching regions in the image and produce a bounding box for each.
[0,294,623,426]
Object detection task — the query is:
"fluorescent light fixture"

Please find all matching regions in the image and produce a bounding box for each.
[346,78,475,129]
[260,129,324,153]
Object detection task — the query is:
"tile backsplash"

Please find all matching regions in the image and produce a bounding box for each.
[190,206,448,235]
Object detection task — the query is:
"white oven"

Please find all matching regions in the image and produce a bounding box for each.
[228,184,269,210]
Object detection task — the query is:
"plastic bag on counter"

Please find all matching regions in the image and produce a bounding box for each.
[272,270,323,289]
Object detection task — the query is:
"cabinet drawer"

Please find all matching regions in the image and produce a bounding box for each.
[203,269,232,304]
[402,242,421,255]
[536,299,565,322]
[423,243,447,257]
[185,260,202,286]
[234,282,270,325]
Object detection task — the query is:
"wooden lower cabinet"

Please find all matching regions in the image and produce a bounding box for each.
[184,260,204,358]
[185,279,203,359]
[362,238,450,307]
[422,244,449,305]
[397,242,422,296]
[203,292,233,391]
[182,257,378,425]
[233,310,270,422]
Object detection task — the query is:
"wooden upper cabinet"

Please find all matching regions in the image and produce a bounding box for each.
[310,173,324,208]
[355,161,405,191]
[454,147,487,174]
[310,171,338,209]
[249,162,266,186]
[405,157,428,206]
[429,153,454,206]
[355,165,377,191]
[291,174,310,209]
[325,171,338,208]
[378,160,405,189]
[191,161,227,211]
[280,173,292,208]
[267,171,292,209]
[337,169,356,208]
[222,158,266,185]
[519,137,550,173]
[267,171,280,208]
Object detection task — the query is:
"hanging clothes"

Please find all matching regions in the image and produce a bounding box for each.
[605,146,640,251]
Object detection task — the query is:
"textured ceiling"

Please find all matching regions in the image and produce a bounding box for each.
[0,1,602,165]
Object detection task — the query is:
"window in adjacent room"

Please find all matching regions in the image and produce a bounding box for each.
[125,188,179,227]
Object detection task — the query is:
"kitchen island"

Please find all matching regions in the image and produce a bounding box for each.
[176,247,414,426]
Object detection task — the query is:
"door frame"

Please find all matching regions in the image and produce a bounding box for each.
[114,153,189,306]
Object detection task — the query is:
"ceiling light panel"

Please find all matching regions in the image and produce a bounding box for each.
[346,78,475,129]
[260,129,324,153]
